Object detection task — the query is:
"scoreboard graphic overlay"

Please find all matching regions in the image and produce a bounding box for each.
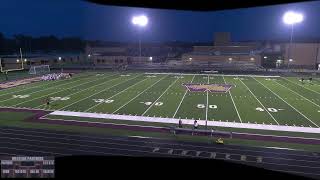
[1,156,55,178]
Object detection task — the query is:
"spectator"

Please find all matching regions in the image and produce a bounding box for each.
[178,119,182,128]
[194,120,198,130]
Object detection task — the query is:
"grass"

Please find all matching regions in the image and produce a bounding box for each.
[0,71,320,150]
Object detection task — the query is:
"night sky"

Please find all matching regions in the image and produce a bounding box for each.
[1,0,320,42]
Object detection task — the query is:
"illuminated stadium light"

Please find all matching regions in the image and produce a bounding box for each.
[277,59,282,63]
[24,58,27,62]
[16,59,20,63]
[88,54,91,58]
[228,58,233,61]
[149,57,153,61]
[250,57,255,61]
[264,56,268,59]
[58,57,62,61]
[189,57,192,61]
[289,58,293,62]
[132,15,148,27]
[283,11,304,25]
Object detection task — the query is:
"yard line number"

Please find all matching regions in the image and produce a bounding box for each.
[140,101,163,106]
[12,95,30,99]
[255,107,284,113]
[197,104,217,109]
[93,99,114,103]
[50,97,70,101]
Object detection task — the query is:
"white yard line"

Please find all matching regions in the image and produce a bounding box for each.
[172,75,195,118]
[0,74,91,103]
[49,110,320,133]
[239,78,279,125]
[274,81,320,109]
[35,74,117,109]
[141,77,179,116]
[206,75,209,122]
[85,75,147,112]
[11,74,111,107]
[283,77,320,96]
[112,75,168,114]
[145,72,280,78]
[223,76,242,123]
[57,75,136,111]
[253,77,319,128]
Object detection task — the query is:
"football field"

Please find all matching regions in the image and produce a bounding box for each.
[1,71,320,133]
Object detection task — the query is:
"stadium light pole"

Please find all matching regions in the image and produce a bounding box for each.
[283,11,304,69]
[132,15,148,62]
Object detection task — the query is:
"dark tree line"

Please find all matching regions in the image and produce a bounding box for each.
[0,32,85,54]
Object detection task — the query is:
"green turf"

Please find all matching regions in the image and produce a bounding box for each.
[1,71,320,140]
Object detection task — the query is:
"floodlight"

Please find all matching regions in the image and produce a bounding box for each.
[283,11,304,25]
[132,15,148,27]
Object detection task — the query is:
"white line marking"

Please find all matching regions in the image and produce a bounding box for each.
[240,77,279,125]
[283,77,320,95]
[142,77,179,116]
[49,110,320,133]
[85,75,146,112]
[274,80,320,109]
[206,75,209,122]
[223,76,242,123]
[35,73,118,109]
[11,75,99,107]
[172,75,196,118]
[145,72,280,78]
[254,77,319,128]
[112,75,168,113]
[57,76,127,111]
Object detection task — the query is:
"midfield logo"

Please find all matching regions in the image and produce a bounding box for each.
[183,83,233,93]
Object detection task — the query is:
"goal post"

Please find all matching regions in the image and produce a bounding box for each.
[28,65,50,75]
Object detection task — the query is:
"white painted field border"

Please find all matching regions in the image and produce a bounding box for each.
[239,78,279,125]
[85,75,147,112]
[145,72,280,78]
[283,77,320,96]
[253,77,320,128]
[0,73,91,98]
[11,74,108,107]
[274,81,320,109]
[172,75,196,118]
[35,73,118,109]
[223,76,242,123]
[0,74,94,103]
[112,75,168,114]
[57,74,138,111]
[141,77,180,116]
[49,110,320,134]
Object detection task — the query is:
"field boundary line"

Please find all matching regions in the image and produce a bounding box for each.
[206,75,209,121]
[223,76,242,123]
[48,110,320,133]
[283,77,320,96]
[240,77,279,125]
[36,73,118,109]
[253,77,319,128]
[141,77,180,116]
[172,75,195,118]
[85,74,146,112]
[112,75,168,114]
[145,72,280,78]
[274,80,320,109]
[57,75,137,111]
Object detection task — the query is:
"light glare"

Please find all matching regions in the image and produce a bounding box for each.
[132,15,148,27]
[283,11,304,25]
